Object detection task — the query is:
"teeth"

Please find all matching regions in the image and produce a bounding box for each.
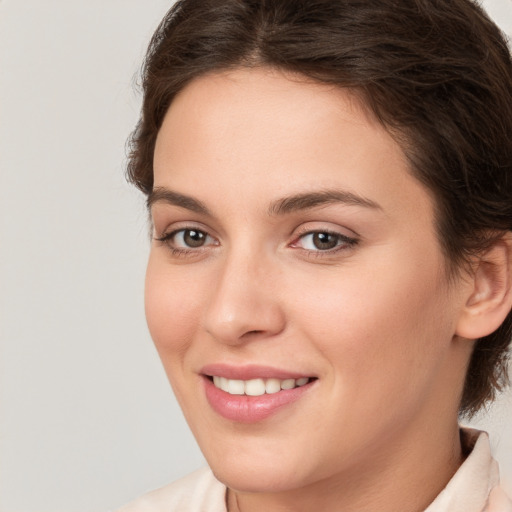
[227,379,245,395]
[219,377,230,393]
[280,378,295,390]
[212,376,311,396]
[245,379,266,396]
[265,378,281,394]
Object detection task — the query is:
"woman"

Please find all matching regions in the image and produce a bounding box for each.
[118,0,512,510]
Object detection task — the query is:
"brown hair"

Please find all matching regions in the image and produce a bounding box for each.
[127,0,512,417]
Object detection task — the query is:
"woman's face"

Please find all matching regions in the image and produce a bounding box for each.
[146,68,470,493]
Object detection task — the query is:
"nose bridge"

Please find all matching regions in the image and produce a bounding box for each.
[203,243,284,344]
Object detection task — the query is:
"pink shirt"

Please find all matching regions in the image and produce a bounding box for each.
[117,429,511,512]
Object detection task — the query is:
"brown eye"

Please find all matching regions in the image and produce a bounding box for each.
[156,228,215,250]
[182,229,207,248]
[311,232,339,250]
[294,230,357,252]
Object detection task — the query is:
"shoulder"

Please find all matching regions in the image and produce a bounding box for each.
[115,467,227,512]
[425,428,512,512]
[486,486,512,512]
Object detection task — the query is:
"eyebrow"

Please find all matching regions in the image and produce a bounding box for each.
[147,187,210,215]
[147,187,382,216]
[268,190,382,215]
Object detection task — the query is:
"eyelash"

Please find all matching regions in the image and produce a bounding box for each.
[155,227,358,258]
[155,228,217,257]
[291,228,359,256]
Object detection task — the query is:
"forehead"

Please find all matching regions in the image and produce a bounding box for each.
[153,67,433,226]
[162,67,377,137]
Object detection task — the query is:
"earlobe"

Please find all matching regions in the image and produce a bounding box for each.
[456,234,512,340]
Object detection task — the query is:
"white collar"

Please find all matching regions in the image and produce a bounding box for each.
[425,428,510,512]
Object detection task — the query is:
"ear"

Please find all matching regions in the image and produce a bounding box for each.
[456,234,512,340]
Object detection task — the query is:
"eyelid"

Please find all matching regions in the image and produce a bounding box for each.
[293,218,359,236]
[289,225,359,253]
[154,225,219,255]
[153,218,215,241]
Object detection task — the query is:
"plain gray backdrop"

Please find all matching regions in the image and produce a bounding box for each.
[1,1,511,511]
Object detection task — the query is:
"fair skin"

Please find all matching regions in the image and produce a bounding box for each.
[145,67,509,512]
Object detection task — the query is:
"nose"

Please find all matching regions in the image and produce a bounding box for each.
[203,250,286,345]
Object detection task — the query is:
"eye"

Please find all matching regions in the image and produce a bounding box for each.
[174,228,210,248]
[156,227,216,250]
[293,230,357,252]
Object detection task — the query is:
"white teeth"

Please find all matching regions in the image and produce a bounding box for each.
[245,379,266,396]
[265,378,281,394]
[280,379,296,390]
[227,379,245,395]
[211,376,311,395]
[220,377,229,393]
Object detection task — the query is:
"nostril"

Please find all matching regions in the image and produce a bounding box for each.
[242,330,265,337]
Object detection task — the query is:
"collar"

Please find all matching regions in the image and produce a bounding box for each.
[425,428,509,512]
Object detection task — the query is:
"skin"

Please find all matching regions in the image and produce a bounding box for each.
[146,67,479,512]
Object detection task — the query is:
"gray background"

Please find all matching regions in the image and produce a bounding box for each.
[1,1,511,511]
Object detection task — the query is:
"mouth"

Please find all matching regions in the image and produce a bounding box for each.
[200,366,317,423]
[207,375,312,396]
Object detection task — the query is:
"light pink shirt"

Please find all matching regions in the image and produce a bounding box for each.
[117,429,511,512]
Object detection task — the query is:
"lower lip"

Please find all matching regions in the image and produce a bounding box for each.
[203,376,314,423]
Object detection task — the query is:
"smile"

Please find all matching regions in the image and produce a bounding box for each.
[202,369,316,423]
[211,376,311,396]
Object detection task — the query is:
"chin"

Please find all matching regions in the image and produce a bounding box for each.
[209,461,305,494]
[201,434,327,494]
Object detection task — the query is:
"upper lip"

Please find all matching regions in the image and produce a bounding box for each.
[200,363,315,381]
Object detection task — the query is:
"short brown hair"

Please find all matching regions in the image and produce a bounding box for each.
[127,0,512,417]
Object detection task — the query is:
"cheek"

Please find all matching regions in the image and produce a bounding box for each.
[144,256,202,362]
[292,252,454,403]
